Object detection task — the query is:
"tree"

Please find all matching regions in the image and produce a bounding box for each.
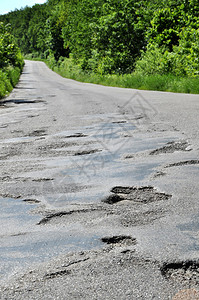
[0,22,23,69]
[90,0,147,74]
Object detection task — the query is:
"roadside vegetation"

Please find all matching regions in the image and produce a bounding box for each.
[0,22,24,99]
[0,0,199,94]
[42,56,199,94]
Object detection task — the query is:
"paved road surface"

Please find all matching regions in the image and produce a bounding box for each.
[0,60,199,299]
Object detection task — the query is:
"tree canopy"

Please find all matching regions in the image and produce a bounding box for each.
[0,22,24,98]
[0,0,198,76]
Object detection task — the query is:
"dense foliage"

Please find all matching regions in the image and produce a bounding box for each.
[0,22,24,98]
[0,0,198,77]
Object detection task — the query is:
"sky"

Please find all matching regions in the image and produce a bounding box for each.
[0,0,47,15]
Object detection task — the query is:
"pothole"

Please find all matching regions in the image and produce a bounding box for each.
[149,141,190,155]
[44,257,89,279]
[27,129,47,137]
[102,186,172,204]
[64,133,87,138]
[0,99,45,105]
[23,199,41,204]
[32,178,53,182]
[101,235,136,246]
[74,149,102,156]
[112,120,127,124]
[153,171,167,178]
[37,208,99,225]
[161,260,199,285]
[165,160,199,168]
[102,194,124,204]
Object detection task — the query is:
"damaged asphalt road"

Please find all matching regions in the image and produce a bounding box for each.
[0,60,199,299]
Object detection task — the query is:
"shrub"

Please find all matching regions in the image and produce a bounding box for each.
[0,22,24,98]
[172,27,199,76]
[134,44,172,75]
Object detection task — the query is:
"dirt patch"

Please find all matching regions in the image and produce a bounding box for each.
[150,141,190,155]
[102,186,172,204]
[101,235,136,246]
[172,289,199,300]
[161,260,199,285]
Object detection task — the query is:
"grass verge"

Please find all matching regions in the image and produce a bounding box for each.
[26,55,199,94]
[0,67,23,99]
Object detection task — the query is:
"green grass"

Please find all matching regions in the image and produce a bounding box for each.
[0,70,13,98]
[0,67,22,99]
[8,67,22,87]
[25,55,199,94]
[53,61,199,94]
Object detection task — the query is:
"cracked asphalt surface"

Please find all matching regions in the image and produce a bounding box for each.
[0,60,199,299]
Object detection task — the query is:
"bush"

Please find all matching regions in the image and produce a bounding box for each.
[0,70,13,98]
[7,67,21,86]
[134,44,172,75]
[171,27,199,76]
[134,26,199,78]
[0,22,24,98]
